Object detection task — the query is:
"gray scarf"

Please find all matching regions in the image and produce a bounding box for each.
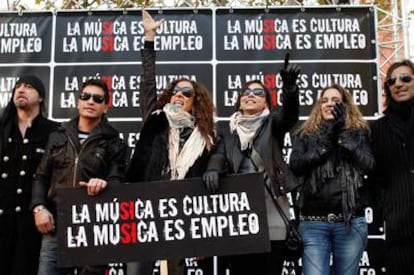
[229,109,270,151]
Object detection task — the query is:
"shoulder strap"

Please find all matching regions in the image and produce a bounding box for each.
[250,148,290,227]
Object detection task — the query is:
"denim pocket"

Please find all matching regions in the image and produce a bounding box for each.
[351,216,368,246]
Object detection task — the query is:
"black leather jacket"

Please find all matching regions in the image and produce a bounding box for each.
[207,87,300,196]
[290,123,375,220]
[31,116,127,216]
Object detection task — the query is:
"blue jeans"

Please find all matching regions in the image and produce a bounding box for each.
[38,233,106,275]
[38,233,60,275]
[299,216,368,275]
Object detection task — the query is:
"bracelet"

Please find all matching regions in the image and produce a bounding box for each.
[33,205,46,214]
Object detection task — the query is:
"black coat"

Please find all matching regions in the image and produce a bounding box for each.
[0,114,59,275]
[126,111,211,183]
[126,41,211,183]
[371,106,414,243]
[206,88,300,196]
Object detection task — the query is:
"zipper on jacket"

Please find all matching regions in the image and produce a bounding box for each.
[67,132,103,187]
[66,136,79,187]
[73,156,79,187]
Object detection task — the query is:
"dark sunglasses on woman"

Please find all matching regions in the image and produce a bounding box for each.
[79,92,105,104]
[172,86,194,98]
[386,73,413,87]
[240,88,266,97]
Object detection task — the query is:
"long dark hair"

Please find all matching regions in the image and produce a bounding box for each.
[384,59,414,107]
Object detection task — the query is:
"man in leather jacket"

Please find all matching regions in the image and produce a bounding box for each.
[30,78,127,275]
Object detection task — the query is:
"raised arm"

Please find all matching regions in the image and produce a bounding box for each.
[271,53,300,141]
[139,10,164,122]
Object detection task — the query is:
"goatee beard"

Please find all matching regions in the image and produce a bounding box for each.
[14,101,28,108]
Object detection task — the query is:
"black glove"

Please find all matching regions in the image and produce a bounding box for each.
[202,170,219,193]
[332,102,345,131]
[280,53,301,89]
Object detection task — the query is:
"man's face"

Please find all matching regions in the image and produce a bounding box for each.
[13,82,42,110]
[77,85,108,119]
[387,65,414,103]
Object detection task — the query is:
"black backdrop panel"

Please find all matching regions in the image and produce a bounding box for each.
[215,62,379,117]
[52,64,212,120]
[54,9,213,62]
[0,12,53,63]
[215,7,376,61]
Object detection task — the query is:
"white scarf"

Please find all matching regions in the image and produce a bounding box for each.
[229,109,270,151]
[164,104,206,180]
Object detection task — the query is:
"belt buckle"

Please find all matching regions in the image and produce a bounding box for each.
[327,213,336,223]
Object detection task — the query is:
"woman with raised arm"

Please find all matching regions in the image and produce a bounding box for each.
[125,10,216,275]
[202,55,301,275]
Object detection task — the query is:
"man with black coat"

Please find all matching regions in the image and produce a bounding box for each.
[0,75,59,275]
[371,59,414,274]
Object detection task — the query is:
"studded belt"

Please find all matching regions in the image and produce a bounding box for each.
[301,213,344,223]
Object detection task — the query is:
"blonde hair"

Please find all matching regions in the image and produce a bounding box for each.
[298,84,370,137]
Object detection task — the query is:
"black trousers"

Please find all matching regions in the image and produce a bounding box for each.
[386,239,414,275]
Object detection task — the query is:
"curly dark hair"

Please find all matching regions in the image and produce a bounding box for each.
[298,84,369,137]
[156,78,215,150]
[384,59,414,107]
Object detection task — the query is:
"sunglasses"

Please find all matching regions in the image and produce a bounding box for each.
[386,73,413,87]
[79,92,105,104]
[172,86,194,98]
[240,88,266,97]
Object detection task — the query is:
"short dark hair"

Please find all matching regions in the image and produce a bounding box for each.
[81,79,110,104]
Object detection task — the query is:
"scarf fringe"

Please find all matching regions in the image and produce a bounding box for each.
[229,109,270,151]
[168,127,206,180]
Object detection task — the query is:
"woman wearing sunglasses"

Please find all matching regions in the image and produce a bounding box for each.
[202,57,301,274]
[370,59,414,274]
[125,10,215,275]
[290,84,374,275]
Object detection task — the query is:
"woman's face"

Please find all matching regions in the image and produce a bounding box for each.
[387,65,414,103]
[321,88,342,121]
[239,82,268,115]
[170,80,195,113]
